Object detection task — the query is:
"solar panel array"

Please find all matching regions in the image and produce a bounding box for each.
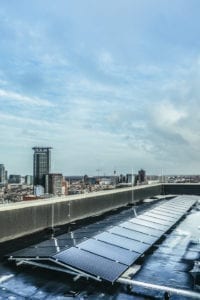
[9,196,197,282]
[53,196,196,282]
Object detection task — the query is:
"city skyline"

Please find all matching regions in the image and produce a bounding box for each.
[1,1,200,175]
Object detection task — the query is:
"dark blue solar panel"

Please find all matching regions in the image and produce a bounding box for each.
[149,209,177,219]
[164,207,188,214]
[78,239,140,265]
[163,204,190,213]
[95,232,149,253]
[68,232,96,239]
[161,204,186,211]
[152,207,182,216]
[108,226,157,245]
[163,200,182,204]
[53,247,127,282]
[161,201,187,207]
[32,239,71,248]
[138,215,172,226]
[9,246,62,258]
[129,218,167,231]
[168,199,189,204]
[166,203,188,208]
[143,213,175,224]
[120,221,163,237]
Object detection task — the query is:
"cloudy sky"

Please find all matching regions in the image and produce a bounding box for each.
[1,0,200,176]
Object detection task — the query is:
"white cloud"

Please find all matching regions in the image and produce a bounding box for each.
[98,50,114,67]
[0,112,59,127]
[136,64,162,76]
[0,89,55,107]
[153,101,187,128]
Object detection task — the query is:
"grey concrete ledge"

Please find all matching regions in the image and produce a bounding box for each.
[0,184,162,243]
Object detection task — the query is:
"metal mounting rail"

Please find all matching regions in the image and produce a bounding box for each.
[117,277,200,299]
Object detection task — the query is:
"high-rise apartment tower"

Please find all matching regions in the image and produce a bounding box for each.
[32,147,52,189]
[0,164,7,184]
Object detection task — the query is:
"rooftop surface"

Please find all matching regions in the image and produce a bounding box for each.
[0,195,199,299]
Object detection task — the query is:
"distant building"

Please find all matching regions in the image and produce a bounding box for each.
[84,175,96,185]
[32,147,52,192]
[46,173,63,196]
[118,174,126,183]
[126,174,135,185]
[99,178,112,186]
[62,180,68,195]
[25,175,33,185]
[87,177,96,185]
[0,164,7,184]
[138,169,146,184]
[83,174,89,184]
[8,174,21,184]
[34,185,45,196]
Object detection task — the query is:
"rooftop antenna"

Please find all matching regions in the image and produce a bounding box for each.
[51,201,55,238]
[132,168,137,217]
[96,168,101,181]
[161,168,165,199]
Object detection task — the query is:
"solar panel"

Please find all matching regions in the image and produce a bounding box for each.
[9,246,61,258]
[161,204,186,211]
[129,218,167,231]
[168,203,188,208]
[108,226,157,245]
[164,201,186,206]
[152,207,182,216]
[142,213,175,223]
[7,195,197,284]
[138,215,172,226]
[120,221,163,237]
[161,201,187,207]
[67,232,97,239]
[170,204,191,212]
[53,247,127,282]
[95,232,150,253]
[56,234,85,243]
[32,239,71,248]
[78,239,140,265]
[170,199,190,204]
[149,209,177,219]
[160,203,192,213]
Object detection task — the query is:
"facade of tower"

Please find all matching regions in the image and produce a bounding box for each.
[46,173,63,195]
[32,147,52,190]
[0,164,7,185]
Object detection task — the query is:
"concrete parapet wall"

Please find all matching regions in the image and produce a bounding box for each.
[164,183,200,195]
[0,184,162,243]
